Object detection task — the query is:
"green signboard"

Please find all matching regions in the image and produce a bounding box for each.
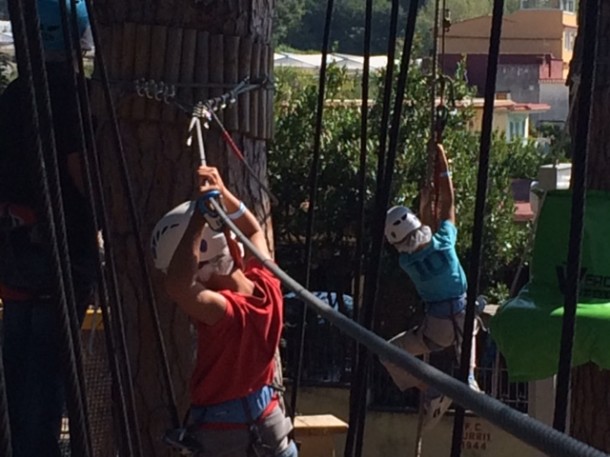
[491,190,610,381]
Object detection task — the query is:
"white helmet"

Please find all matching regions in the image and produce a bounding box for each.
[151,200,241,278]
[151,201,196,271]
[384,206,422,245]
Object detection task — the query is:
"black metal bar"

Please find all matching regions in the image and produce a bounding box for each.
[553,0,599,433]
[289,0,335,419]
[343,0,373,454]
[83,0,181,429]
[64,0,144,454]
[7,1,92,455]
[449,1,504,455]
[354,2,421,456]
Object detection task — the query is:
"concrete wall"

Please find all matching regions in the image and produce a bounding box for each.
[292,386,546,457]
[444,9,576,78]
[469,108,510,137]
[496,64,541,105]
[538,81,569,123]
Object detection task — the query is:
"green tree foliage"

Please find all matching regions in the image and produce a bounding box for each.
[277,0,409,54]
[269,63,550,304]
[275,0,522,56]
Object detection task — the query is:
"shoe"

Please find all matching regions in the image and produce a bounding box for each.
[422,393,453,432]
[475,295,488,315]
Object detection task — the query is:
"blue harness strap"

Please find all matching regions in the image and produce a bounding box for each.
[425,294,466,318]
[191,385,276,425]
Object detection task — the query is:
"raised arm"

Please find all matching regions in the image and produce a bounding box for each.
[419,184,435,229]
[164,202,228,325]
[196,166,271,261]
[435,143,455,224]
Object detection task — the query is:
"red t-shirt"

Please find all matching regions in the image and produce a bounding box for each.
[190,258,283,406]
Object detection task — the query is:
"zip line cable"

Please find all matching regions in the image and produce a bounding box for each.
[553,0,599,433]
[201,106,279,206]
[289,0,335,420]
[449,1,504,455]
[343,0,373,454]
[83,0,181,429]
[206,196,609,457]
[7,1,92,455]
[147,81,278,205]
[62,0,144,454]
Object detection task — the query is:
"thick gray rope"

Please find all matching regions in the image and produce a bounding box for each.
[209,199,609,457]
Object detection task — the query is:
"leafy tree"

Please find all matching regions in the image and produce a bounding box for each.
[278,0,409,54]
[274,0,307,46]
[269,62,551,313]
[274,0,523,56]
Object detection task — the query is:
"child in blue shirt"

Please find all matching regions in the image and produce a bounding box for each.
[382,142,480,431]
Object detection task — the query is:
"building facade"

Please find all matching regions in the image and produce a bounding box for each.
[440,1,575,125]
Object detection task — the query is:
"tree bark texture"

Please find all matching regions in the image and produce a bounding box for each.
[568,0,610,451]
[92,1,275,454]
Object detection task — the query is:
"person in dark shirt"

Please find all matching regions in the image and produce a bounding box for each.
[0,2,97,456]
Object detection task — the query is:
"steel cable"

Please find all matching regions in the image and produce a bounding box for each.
[61,0,145,454]
[6,1,93,455]
[343,0,373,454]
[348,1,403,453]
[83,0,181,428]
[289,0,335,419]
[208,198,609,457]
[553,0,599,433]
[449,1,504,455]
[351,2,421,455]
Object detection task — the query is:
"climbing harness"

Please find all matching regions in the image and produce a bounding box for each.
[163,385,288,457]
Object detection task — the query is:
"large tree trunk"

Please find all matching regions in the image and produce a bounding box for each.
[91,2,274,455]
[568,0,610,451]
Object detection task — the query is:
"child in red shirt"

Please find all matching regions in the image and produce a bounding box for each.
[151,166,297,457]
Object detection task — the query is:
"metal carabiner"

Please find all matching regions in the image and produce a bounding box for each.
[135,78,146,97]
[164,85,176,104]
[155,81,166,101]
[145,79,155,99]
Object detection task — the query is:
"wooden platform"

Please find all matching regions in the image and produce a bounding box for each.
[293,414,348,457]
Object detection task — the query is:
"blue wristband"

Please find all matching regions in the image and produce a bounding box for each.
[439,171,452,178]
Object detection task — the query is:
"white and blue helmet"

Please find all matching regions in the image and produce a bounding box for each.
[150,200,241,280]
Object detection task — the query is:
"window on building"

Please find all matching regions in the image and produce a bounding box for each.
[520,0,567,9]
[508,117,528,142]
[564,29,576,51]
[561,0,576,12]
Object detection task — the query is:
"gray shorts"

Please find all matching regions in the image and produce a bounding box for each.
[381,312,471,391]
[192,405,296,457]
